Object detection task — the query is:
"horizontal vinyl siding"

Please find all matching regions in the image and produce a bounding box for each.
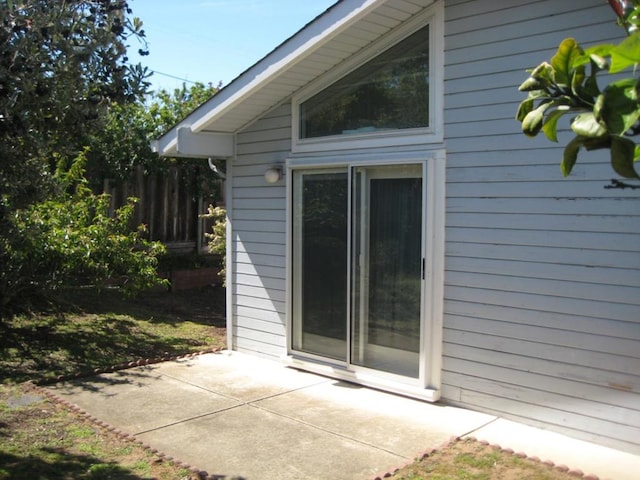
[231,103,290,359]
[442,0,640,454]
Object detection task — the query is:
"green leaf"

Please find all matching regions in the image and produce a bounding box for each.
[519,76,546,92]
[522,102,551,137]
[570,113,608,138]
[551,38,584,86]
[562,136,585,176]
[570,64,586,96]
[610,32,640,73]
[599,78,640,134]
[610,136,640,178]
[560,136,610,176]
[584,44,615,63]
[541,107,570,142]
[516,97,535,122]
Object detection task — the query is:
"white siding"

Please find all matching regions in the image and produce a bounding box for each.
[442,0,640,454]
[231,103,291,359]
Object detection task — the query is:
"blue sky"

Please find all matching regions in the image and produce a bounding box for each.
[128,0,337,93]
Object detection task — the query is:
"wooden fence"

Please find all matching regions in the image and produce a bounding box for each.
[103,165,223,253]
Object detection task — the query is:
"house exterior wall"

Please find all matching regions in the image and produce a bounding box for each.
[229,0,640,454]
[231,103,291,358]
[441,0,640,453]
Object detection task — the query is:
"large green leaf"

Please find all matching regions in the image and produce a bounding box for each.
[562,136,584,176]
[584,44,615,61]
[610,136,640,178]
[561,135,612,176]
[551,38,583,86]
[610,32,640,73]
[541,106,570,142]
[570,113,608,138]
[599,78,640,134]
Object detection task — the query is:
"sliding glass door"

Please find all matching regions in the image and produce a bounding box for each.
[292,163,425,380]
[351,165,423,378]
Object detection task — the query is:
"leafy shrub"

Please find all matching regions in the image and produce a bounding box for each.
[0,151,167,315]
[201,205,227,286]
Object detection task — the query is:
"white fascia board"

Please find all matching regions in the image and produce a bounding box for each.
[151,127,234,158]
[176,127,234,158]
[150,133,178,157]
[189,0,383,133]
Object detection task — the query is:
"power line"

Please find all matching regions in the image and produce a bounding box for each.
[150,69,201,85]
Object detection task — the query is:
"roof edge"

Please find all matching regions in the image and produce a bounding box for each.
[155,0,384,145]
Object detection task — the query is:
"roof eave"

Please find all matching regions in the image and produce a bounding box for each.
[153,0,384,152]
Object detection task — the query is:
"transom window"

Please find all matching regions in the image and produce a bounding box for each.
[300,25,430,140]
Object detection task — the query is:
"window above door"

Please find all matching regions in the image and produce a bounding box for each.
[292,3,444,153]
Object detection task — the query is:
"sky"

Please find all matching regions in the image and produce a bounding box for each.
[127,0,337,94]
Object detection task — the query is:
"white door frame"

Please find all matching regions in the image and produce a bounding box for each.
[285,150,446,402]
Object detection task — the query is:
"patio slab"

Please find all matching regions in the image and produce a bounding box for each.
[49,365,242,434]
[47,352,640,480]
[137,403,406,480]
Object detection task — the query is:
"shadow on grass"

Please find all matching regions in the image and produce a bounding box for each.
[53,366,161,394]
[0,286,226,384]
[58,286,226,327]
[0,449,150,480]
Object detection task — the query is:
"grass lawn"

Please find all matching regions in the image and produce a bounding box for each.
[0,286,579,480]
[1,286,225,480]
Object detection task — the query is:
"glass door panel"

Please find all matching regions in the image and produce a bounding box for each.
[292,171,348,359]
[351,165,423,378]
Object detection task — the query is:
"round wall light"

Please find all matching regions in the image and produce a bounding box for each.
[264,165,283,184]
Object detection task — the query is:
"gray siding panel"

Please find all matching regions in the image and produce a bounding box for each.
[443,0,640,454]
[231,103,291,359]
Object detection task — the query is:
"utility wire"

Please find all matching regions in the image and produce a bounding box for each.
[150,69,200,85]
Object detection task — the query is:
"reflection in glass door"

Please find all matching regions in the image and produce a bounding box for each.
[292,171,348,360]
[351,165,423,378]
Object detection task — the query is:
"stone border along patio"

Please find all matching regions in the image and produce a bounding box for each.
[25,350,605,480]
[371,436,602,480]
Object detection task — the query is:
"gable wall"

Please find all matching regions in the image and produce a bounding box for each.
[230,103,291,358]
[442,0,640,453]
[228,0,640,454]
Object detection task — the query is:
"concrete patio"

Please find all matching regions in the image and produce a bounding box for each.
[47,352,640,480]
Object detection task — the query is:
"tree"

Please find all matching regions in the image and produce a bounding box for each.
[0,0,150,214]
[516,0,640,180]
[0,1,165,314]
[85,82,220,187]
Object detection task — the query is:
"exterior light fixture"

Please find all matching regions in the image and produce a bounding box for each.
[264,165,283,184]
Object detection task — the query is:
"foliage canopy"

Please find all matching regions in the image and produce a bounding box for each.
[0,1,168,314]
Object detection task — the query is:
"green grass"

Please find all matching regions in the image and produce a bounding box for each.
[0,286,226,384]
[0,286,226,480]
[391,438,575,480]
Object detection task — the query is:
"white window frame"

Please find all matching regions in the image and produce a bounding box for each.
[291,2,444,154]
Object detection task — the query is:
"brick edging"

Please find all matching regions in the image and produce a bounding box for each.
[25,348,225,480]
[371,435,603,480]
